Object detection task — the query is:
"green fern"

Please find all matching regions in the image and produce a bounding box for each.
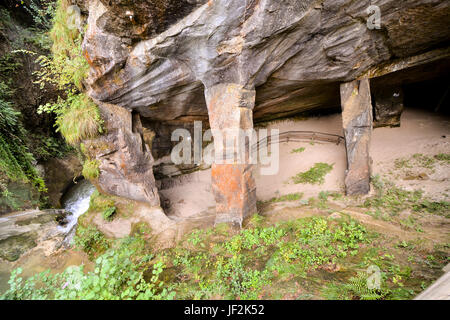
[344,272,388,300]
[102,206,117,222]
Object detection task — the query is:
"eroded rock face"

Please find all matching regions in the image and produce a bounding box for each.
[95,0,207,40]
[205,83,257,226]
[0,209,69,261]
[82,0,450,122]
[41,155,83,208]
[83,102,160,206]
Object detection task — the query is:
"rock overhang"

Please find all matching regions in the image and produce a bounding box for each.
[82,0,450,123]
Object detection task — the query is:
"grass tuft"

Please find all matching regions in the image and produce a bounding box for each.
[57,94,103,145]
[82,159,100,180]
[291,147,305,154]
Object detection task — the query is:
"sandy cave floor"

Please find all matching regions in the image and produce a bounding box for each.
[160,108,450,219]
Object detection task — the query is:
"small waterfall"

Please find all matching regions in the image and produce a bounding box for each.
[59,179,96,234]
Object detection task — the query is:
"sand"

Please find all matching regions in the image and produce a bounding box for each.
[160,108,450,218]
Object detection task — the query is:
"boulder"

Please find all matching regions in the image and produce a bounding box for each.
[0,209,70,262]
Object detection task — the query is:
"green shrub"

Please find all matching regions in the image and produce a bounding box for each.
[0,102,46,193]
[33,135,73,161]
[1,238,175,300]
[292,163,334,185]
[172,217,370,299]
[102,206,116,222]
[291,147,306,154]
[34,0,88,91]
[35,0,103,146]
[56,94,103,145]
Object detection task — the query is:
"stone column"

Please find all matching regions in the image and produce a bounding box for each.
[204,83,257,227]
[340,79,373,195]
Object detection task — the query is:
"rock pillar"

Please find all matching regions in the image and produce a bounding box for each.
[340,79,373,195]
[204,83,257,227]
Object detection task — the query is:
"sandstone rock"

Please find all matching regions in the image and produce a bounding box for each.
[83,101,160,206]
[0,209,70,261]
[340,79,373,195]
[82,0,450,123]
[77,0,450,219]
[211,164,257,227]
[205,83,257,225]
[42,155,83,208]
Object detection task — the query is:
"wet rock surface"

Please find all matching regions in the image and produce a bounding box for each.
[0,209,70,262]
[41,155,83,208]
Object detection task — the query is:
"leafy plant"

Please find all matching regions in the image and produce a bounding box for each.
[0,102,46,193]
[1,238,175,300]
[343,272,389,300]
[291,147,305,154]
[292,163,334,185]
[33,135,73,161]
[73,225,109,258]
[102,206,116,222]
[35,0,103,146]
[34,0,88,91]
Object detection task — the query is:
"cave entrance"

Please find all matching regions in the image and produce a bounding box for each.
[371,57,450,128]
[403,76,450,115]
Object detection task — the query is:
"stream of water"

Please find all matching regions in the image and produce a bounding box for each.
[0,180,96,295]
[60,179,96,234]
